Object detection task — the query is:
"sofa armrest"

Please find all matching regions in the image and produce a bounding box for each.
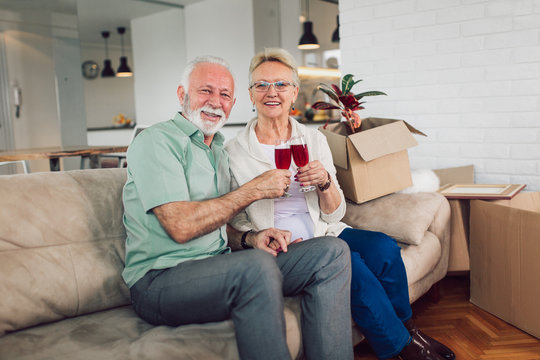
[343,192,450,246]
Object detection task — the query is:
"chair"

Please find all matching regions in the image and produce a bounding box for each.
[97,125,149,168]
[0,160,30,174]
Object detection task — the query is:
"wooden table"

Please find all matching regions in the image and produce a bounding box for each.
[0,145,128,171]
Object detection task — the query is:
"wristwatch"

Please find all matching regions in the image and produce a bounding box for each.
[241,230,253,249]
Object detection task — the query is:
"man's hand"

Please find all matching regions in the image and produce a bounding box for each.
[243,169,292,200]
[245,228,299,256]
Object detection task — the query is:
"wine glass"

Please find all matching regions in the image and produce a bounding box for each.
[291,135,316,192]
[275,139,291,197]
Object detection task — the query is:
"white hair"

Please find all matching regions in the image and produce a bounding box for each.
[180,55,235,94]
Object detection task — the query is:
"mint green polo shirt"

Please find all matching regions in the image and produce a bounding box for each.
[122,113,231,288]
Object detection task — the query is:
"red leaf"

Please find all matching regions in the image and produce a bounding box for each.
[312,101,341,110]
[331,84,342,96]
[339,95,359,109]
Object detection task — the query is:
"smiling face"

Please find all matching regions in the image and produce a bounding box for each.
[250,61,298,121]
[177,62,236,137]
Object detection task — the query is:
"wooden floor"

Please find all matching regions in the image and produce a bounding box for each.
[354,275,540,360]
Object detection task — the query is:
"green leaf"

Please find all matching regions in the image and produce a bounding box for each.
[351,79,362,90]
[354,90,387,100]
[341,74,355,94]
[316,83,340,104]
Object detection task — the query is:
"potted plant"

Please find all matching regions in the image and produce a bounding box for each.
[312,74,386,133]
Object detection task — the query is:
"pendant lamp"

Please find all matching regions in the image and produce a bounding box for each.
[332,15,339,43]
[116,27,133,78]
[100,31,115,78]
[298,0,320,50]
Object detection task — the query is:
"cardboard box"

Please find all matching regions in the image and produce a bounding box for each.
[434,165,475,272]
[469,192,540,339]
[319,118,424,204]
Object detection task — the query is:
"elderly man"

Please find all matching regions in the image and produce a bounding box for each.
[121,55,353,360]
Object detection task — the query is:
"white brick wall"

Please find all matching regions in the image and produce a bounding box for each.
[339,0,540,191]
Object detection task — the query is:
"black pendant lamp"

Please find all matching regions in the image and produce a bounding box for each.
[332,15,339,43]
[101,31,115,77]
[116,27,133,78]
[298,0,320,50]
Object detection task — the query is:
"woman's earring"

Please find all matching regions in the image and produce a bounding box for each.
[252,104,255,112]
[292,105,295,110]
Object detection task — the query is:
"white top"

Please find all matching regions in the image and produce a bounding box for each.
[259,143,314,241]
[225,117,348,238]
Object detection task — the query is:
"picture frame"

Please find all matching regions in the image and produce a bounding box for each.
[438,184,526,200]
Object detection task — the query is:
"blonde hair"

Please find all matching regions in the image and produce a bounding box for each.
[249,48,299,86]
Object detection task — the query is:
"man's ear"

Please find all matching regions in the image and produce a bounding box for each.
[177,85,186,106]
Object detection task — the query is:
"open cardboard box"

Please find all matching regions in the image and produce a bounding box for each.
[469,192,540,339]
[319,118,425,204]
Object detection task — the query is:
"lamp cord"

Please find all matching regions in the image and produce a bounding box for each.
[104,38,109,59]
[120,35,125,57]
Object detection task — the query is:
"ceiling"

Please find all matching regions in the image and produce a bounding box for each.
[0,0,203,44]
[0,0,77,13]
[1,0,338,45]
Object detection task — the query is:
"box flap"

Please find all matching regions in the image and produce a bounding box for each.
[362,117,427,137]
[348,120,418,162]
[319,123,349,169]
[434,165,474,185]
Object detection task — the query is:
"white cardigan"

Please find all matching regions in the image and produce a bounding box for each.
[225,117,349,237]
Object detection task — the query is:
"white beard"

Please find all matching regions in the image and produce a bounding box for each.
[184,96,228,136]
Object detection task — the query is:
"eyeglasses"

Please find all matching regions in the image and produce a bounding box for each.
[250,80,296,92]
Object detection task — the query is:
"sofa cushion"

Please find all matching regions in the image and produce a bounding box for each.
[343,192,447,245]
[0,297,303,360]
[0,169,130,336]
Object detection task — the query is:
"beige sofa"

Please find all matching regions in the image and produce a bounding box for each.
[0,168,450,359]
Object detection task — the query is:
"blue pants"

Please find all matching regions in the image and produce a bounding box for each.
[339,228,412,359]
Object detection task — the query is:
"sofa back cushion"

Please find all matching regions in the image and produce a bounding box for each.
[0,168,130,336]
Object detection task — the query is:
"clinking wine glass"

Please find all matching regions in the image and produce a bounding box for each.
[291,135,316,192]
[275,139,292,197]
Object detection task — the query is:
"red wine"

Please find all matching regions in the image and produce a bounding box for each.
[291,144,309,167]
[275,148,291,169]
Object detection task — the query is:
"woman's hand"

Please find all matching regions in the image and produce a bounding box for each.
[268,237,302,253]
[295,160,329,188]
[295,160,342,214]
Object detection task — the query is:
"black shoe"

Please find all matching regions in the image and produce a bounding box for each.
[404,319,456,360]
[397,331,445,360]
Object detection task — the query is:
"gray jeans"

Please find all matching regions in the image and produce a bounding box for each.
[130,236,353,360]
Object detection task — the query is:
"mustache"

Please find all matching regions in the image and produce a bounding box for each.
[199,105,225,118]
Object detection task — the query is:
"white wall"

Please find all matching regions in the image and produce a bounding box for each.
[80,42,136,128]
[0,9,84,172]
[278,0,303,65]
[131,8,187,126]
[184,0,255,124]
[339,0,540,191]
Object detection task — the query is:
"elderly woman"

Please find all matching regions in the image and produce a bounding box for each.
[225,48,455,360]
